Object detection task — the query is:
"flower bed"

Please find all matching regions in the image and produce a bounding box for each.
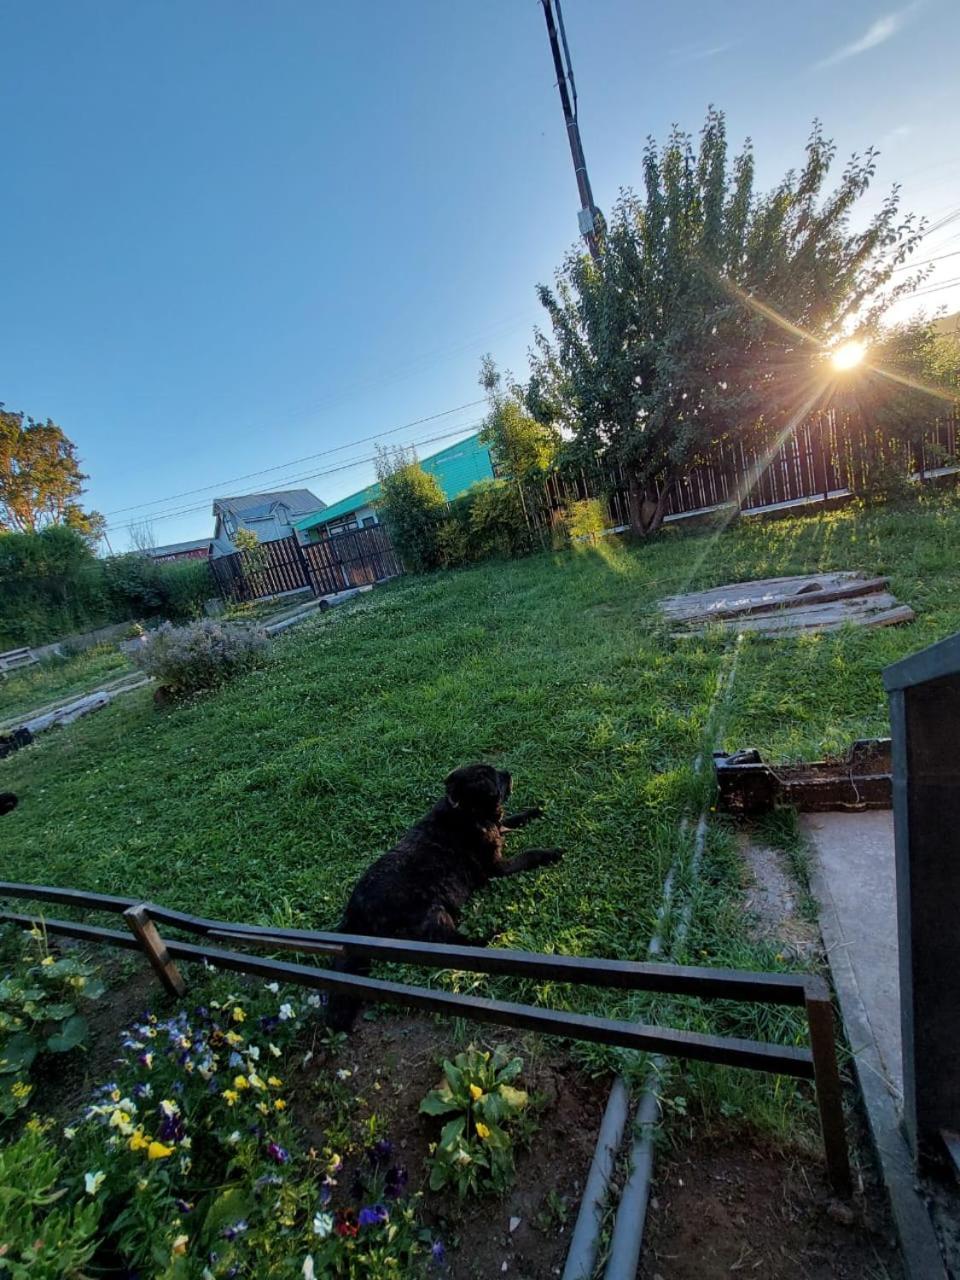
[0,921,612,1279]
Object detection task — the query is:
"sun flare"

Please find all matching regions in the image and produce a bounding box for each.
[830,339,867,372]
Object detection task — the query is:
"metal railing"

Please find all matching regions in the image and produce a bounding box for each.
[0,879,851,1196]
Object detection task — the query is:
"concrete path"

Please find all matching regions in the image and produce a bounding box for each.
[804,810,947,1279]
[802,811,902,1101]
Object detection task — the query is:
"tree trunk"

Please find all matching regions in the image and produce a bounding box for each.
[627,469,673,536]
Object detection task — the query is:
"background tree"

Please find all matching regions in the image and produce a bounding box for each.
[528,109,925,535]
[375,445,447,572]
[0,406,105,540]
[128,520,158,554]
[479,356,559,487]
[831,315,960,497]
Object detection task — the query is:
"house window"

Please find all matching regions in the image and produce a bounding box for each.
[362,516,376,528]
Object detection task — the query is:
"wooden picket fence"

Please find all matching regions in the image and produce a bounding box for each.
[532,411,960,529]
[210,525,402,604]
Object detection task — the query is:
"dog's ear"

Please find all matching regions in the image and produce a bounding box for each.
[0,793,18,816]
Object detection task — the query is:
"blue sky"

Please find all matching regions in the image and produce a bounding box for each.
[2,0,958,550]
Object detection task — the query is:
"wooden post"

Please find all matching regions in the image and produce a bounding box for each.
[288,532,317,597]
[805,979,852,1197]
[124,904,186,997]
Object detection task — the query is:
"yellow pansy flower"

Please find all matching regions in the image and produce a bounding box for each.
[147,1140,174,1160]
[475,1122,491,1140]
[232,1007,246,1023]
[469,1084,483,1101]
[129,1129,151,1152]
[233,1075,250,1091]
[222,1089,240,1106]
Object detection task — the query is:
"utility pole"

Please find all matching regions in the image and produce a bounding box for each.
[539,0,601,262]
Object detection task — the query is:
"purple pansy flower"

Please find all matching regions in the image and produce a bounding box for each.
[266,1142,289,1164]
[358,1204,390,1229]
[221,1219,248,1241]
[385,1165,409,1198]
[431,1239,446,1266]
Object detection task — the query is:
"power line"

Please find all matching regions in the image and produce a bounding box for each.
[104,423,486,534]
[906,276,960,299]
[102,399,486,519]
[893,249,960,274]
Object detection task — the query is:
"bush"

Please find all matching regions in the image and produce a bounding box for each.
[562,498,610,544]
[375,451,447,573]
[0,528,215,648]
[436,482,532,570]
[160,558,214,621]
[132,618,268,697]
[435,516,473,570]
[463,479,531,560]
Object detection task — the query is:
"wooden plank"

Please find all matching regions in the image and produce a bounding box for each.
[124,904,186,996]
[676,599,915,637]
[660,572,870,621]
[662,576,890,625]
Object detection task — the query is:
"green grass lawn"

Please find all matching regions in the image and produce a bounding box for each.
[2,493,958,1130]
[0,644,134,725]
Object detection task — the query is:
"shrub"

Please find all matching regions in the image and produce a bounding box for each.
[0,924,105,1120]
[563,498,610,544]
[420,1046,530,1198]
[464,479,532,560]
[159,557,214,621]
[435,517,473,571]
[375,449,447,573]
[132,618,268,697]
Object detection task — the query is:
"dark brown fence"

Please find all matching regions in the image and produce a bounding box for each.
[210,525,402,604]
[534,412,959,530]
[0,878,850,1194]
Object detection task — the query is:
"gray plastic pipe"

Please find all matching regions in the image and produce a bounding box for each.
[561,639,741,1280]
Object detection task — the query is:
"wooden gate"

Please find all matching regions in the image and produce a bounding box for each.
[210,527,402,604]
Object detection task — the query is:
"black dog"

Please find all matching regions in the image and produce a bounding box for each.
[326,763,562,1030]
[0,794,17,816]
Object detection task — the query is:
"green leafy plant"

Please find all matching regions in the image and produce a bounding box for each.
[0,1123,102,1279]
[0,924,105,1119]
[420,1046,529,1198]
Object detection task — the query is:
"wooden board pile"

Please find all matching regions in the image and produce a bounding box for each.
[660,571,914,637]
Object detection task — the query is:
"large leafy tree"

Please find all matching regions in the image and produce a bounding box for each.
[528,109,925,534]
[0,407,104,539]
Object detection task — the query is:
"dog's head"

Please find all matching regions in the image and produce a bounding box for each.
[444,764,511,819]
[0,793,18,817]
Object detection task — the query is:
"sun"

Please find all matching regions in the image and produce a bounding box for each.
[830,339,867,372]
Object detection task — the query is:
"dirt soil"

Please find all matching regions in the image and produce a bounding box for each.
[293,1013,610,1280]
[638,1139,902,1280]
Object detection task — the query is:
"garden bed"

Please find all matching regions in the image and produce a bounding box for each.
[638,1135,901,1279]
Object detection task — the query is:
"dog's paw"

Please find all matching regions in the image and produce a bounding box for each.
[539,847,564,867]
[528,805,546,821]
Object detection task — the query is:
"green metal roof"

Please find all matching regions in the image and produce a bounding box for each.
[295,432,493,532]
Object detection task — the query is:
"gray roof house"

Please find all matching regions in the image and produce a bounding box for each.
[145,538,212,563]
[211,489,326,557]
